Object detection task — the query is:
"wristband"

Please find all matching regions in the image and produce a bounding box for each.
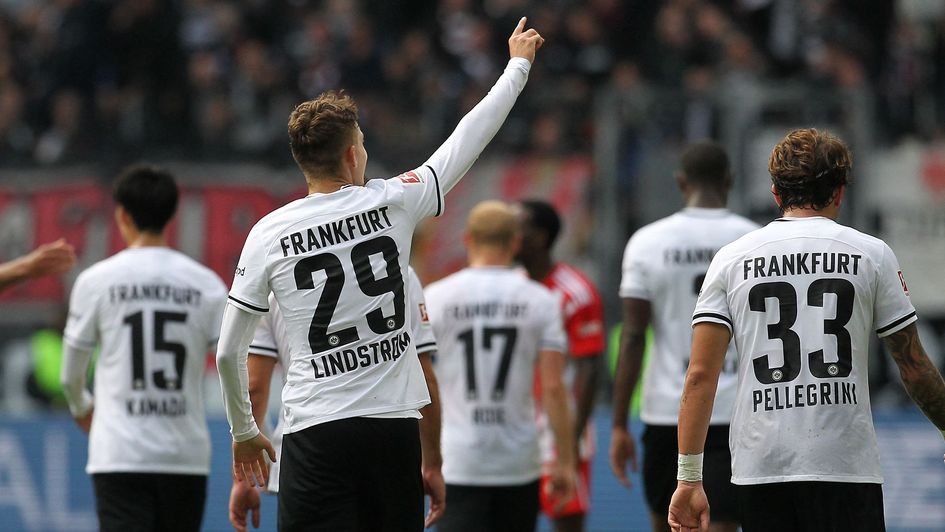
[677,453,704,482]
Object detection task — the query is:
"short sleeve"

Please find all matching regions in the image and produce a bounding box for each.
[228,224,272,314]
[63,271,99,350]
[406,269,437,354]
[248,312,279,359]
[540,291,568,353]
[390,165,443,222]
[564,292,605,357]
[873,244,917,338]
[618,233,651,300]
[692,254,733,333]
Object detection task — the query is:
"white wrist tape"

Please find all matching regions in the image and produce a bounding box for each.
[677,453,704,482]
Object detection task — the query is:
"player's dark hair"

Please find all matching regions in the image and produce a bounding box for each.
[288,91,359,175]
[680,141,730,187]
[521,199,561,250]
[112,164,179,233]
[769,128,852,212]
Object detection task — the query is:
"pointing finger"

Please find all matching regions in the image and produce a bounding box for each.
[513,17,526,36]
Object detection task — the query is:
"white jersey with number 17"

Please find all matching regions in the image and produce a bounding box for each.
[424,267,567,486]
[694,217,917,485]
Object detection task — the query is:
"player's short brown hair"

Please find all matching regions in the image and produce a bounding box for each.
[467,200,520,248]
[288,91,359,174]
[768,128,852,211]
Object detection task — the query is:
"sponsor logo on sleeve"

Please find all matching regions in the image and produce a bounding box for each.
[235,266,246,277]
[898,270,909,295]
[396,171,423,184]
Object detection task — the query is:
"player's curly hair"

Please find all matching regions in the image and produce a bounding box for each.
[288,91,359,174]
[768,128,852,212]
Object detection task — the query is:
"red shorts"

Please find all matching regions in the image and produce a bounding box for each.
[539,460,591,518]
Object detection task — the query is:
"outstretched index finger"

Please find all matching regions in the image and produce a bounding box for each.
[513,17,526,36]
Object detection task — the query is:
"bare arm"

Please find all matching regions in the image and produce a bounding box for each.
[677,323,730,455]
[540,348,576,468]
[0,239,76,293]
[883,323,945,432]
[572,354,601,442]
[418,351,442,470]
[608,298,649,487]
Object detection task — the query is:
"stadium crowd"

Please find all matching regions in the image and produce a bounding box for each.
[0,0,943,172]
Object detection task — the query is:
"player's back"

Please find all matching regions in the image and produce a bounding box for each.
[424,267,565,486]
[622,207,758,425]
[697,216,917,483]
[65,247,227,474]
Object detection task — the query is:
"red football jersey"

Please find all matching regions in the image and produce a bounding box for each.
[541,263,605,357]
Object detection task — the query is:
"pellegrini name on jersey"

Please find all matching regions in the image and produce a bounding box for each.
[742,252,862,280]
[311,331,411,379]
[279,206,394,257]
[752,381,858,413]
[108,283,203,306]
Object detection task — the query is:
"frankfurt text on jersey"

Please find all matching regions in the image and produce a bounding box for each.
[280,207,393,257]
[109,284,203,306]
[743,252,862,280]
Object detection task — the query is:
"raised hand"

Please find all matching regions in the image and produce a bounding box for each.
[508,17,544,63]
[25,238,76,277]
[232,433,276,488]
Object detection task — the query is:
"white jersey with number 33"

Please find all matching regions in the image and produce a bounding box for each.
[424,267,567,486]
[64,248,228,475]
[694,217,917,484]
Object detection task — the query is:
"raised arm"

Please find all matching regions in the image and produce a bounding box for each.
[882,323,945,437]
[423,17,543,194]
[0,239,75,293]
[609,297,651,487]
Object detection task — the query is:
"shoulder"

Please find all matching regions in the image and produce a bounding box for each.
[172,252,228,294]
[628,215,679,247]
[728,213,762,232]
[72,255,121,290]
[550,263,600,302]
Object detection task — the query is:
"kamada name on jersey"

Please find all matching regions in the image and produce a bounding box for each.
[742,252,862,280]
[109,283,203,306]
[753,381,857,413]
[312,331,411,379]
[126,396,187,417]
[280,206,394,257]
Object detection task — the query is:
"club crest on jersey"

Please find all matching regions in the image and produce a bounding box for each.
[898,270,909,295]
[396,171,423,184]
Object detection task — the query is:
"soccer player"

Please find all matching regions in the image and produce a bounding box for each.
[424,200,576,532]
[216,18,543,531]
[669,129,945,532]
[227,267,445,531]
[517,199,605,532]
[610,142,757,532]
[60,165,228,532]
[0,238,76,293]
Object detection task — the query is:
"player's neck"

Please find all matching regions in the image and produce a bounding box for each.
[468,248,514,268]
[780,206,839,220]
[521,254,553,281]
[126,231,167,248]
[685,189,727,209]
[306,175,355,195]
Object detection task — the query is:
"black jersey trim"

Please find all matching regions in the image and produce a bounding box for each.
[876,311,917,335]
[425,165,442,217]
[249,344,279,354]
[416,341,437,351]
[693,312,733,328]
[228,295,269,313]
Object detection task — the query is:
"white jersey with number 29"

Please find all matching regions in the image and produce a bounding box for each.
[64,248,228,475]
[694,217,917,485]
[424,267,567,486]
[224,58,532,439]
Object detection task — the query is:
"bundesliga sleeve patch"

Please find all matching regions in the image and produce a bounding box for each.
[898,271,909,295]
[419,302,429,323]
[396,171,423,184]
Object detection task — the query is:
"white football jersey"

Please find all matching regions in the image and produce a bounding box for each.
[226,58,530,437]
[693,216,917,484]
[424,267,567,486]
[64,247,227,474]
[250,267,437,492]
[620,208,758,425]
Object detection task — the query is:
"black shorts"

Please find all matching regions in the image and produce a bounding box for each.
[278,417,423,532]
[642,424,738,523]
[92,472,206,532]
[739,481,884,532]
[436,480,540,532]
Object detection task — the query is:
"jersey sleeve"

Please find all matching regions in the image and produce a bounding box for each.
[202,276,228,349]
[248,312,279,359]
[407,269,437,355]
[228,224,271,315]
[387,165,444,222]
[692,253,733,333]
[873,243,917,338]
[540,291,568,353]
[63,271,100,350]
[618,232,651,300]
[564,288,605,357]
